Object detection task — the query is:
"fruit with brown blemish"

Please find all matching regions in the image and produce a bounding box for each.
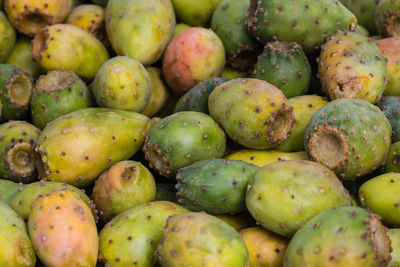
[253,41,312,98]
[376,37,400,96]
[208,78,295,150]
[99,201,188,267]
[225,150,309,167]
[0,11,16,63]
[246,160,352,237]
[283,206,392,267]
[385,141,400,173]
[318,31,387,103]
[155,212,249,266]
[340,0,381,34]
[162,27,226,95]
[28,189,98,267]
[143,111,226,178]
[377,96,400,143]
[388,228,400,267]
[305,98,392,180]
[171,0,221,27]
[375,0,400,37]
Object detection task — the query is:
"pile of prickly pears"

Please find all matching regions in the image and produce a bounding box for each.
[1,0,400,266]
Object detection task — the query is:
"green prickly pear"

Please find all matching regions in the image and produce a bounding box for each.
[173,23,190,37]
[376,37,400,96]
[0,11,15,63]
[171,0,221,27]
[225,150,309,167]
[222,66,248,80]
[0,179,20,203]
[377,96,400,143]
[156,183,176,202]
[216,212,255,231]
[340,0,381,34]
[375,0,400,37]
[385,141,400,173]
[388,229,400,267]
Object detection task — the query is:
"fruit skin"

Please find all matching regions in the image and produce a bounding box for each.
[174,77,228,114]
[0,179,20,203]
[277,95,328,152]
[176,159,259,214]
[36,107,149,187]
[92,160,156,222]
[143,111,226,178]
[32,24,109,81]
[318,31,387,103]
[31,70,92,129]
[225,150,308,167]
[173,23,190,37]
[0,201,36,267]
[388,229,400,267]
[245,0,358,54]
[340,0,381,34]
[246,160,352,237]
[222,66,247,79]
[5,0,73,36]
[240,227,288,267]
[0,11,16,63]
[376,37,400,95]
[375,0,400,37]
[0,64,34,121]
[28,189,98,267]
[253,41,311,98]
[155,212,249,267]
[216,212,255,231]
[106,0,175,65]
[208,78,295,150]
[283,206,392,267]
[156,183,176,202]
[304,98,391,180]
[0,121,40,183]
[90,56,152,112]
[171,0,221,27]
[385,141,400,173]
[162,27,226,95]
[211,0,261,71]
[359,173,400,226]
[99,201,188,267]
[377,96,400,143]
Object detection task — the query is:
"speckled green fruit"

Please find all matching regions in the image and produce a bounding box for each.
[0,179,21,204]
[375,0,400,37]
[0,11,16,63]
[377,96,400,143]
[388,229,400,267]
[225,150,309,167]
[141,67,169,118]
[340,0,380,34]
[385,141,400,172]
[171,0,221,26]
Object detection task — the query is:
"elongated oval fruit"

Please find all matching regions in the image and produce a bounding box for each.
[0,11,16,63]
[376,37,400,96]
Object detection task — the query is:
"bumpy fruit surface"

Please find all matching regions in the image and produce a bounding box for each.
[385,141,400,173]
[31,70,92,129]
[155,212,249,267]
[99,201,188,267]
[0,121,40,183]
[32,24,109,81]
[277,95,328,152]
[377,96,400,142]
[253,41,311,98]
[5,0,73,36]
[245,0,358,54]
[284,206,392,267]
[225,150,308,167]
[106,0,175,65]
[0,201,36,267]
[28,189,98,267]
[171,0,221,26]
[36,108,149,187]
[246,160,352,237]
[143,111,226,178]
[318,31,387,103]
[0,11,15,63]
[375,0,400,37]
[162,27,225,95]
[340,0,381,34]
[176,159,258,214]
[388,229,400,267]
[305,98,391,180]
[209,78,295,149]
[93,160,156,222]
[376,37,400,95]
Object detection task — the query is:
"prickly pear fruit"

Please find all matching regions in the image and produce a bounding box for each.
[0,11,15,63]
[375,0,400,37]
[385,141,400,173]
[245,0,358,54]
[355,24,370,36]
[0,121,40,183]
[211,0,261,71]
[246,160,352,237]
[156,183,176,202]
[283,207,392,267]
[388,229,400,267]
[171,0,221,26]
[143,111,226,178]
[216,212,255,230]
[0,64,33,121]
[318,31,387,103]
[340,0,380,34]
[240,227,288,267]
[173,23,190,37]
[106,0,175,65]
[225,150,308,167]
[155,212,249,266]
[176,159,258,214]
[6,37,42,78]
[305,98,391,180]
[377,96,400,143]
[277,95,328,152]
[36,108,149,187]
[376,37,400,95]
[0,179,20,203]
[253,41,311,98]
[90,56,152,112]
[208,78,295,149]
[5,0,73,36]
[141,67,170,118]
[31,70,92,129]
[174,77,227,114]
[99,201,188,266]
[0,201,36,267]
[32,24,109,81]
[93,160,156,222]
[28,189,98,267]
[163,27,225,95]
[222,66,247,80]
